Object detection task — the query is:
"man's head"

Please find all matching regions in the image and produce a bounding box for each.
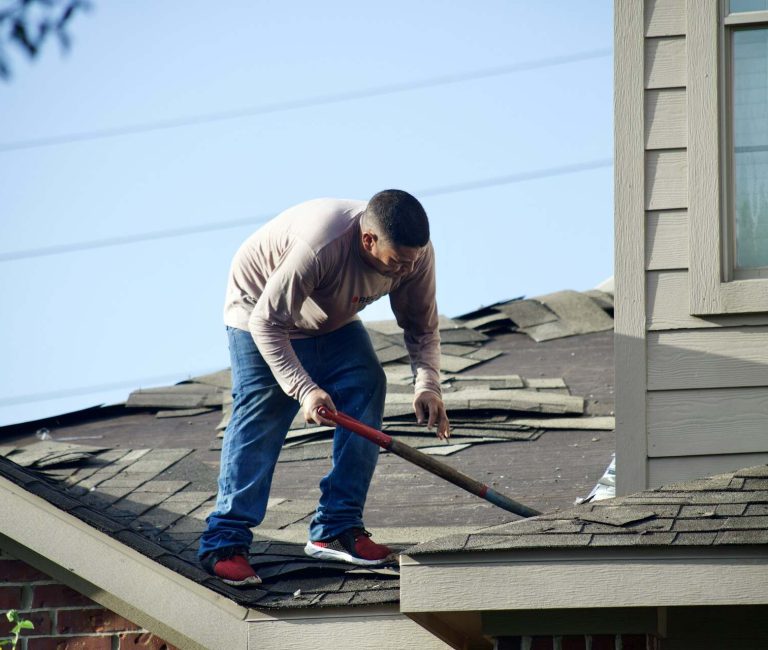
[360,189,430,278]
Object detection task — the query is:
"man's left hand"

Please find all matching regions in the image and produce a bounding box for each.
[413,392,450,440]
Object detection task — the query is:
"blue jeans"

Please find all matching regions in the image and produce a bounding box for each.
[197,321,386,558]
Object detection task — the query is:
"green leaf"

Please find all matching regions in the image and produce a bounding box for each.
[16,621,34,631]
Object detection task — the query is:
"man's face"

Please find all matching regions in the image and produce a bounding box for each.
[361,231,424,278]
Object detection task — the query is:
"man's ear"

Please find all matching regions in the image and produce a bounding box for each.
[361,231,377,251]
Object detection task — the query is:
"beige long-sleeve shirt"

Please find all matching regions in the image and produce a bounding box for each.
[223,198,441,404]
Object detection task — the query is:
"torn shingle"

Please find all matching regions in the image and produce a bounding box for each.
[575,508,658,527]
[497,299,558,329]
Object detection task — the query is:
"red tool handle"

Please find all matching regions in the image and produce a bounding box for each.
[317,406,540,518]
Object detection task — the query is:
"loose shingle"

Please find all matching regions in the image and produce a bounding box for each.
[576,508,658,527]
[583,289,614,311]
[506,416,614,430]
[185,369,232,389]
[449,374,524,388]
[439,328,489,344]
[435,344,475,357]
[497,299,558,328]
[375,345,409,364]
[459,313,514,331]
[533,290,614,339]
[438,354,485,373]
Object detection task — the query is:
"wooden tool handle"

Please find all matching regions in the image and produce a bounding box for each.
[317,407,541,518]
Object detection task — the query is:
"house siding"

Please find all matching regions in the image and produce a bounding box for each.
[0,548,178,650]
[617,0,768,492]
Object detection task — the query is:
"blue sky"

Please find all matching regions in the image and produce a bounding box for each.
[0,1,614,426]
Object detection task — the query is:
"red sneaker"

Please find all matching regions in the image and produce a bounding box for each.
[202,548,261,586]
[305,528,394,566]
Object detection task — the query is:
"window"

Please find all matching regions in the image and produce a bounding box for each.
[687,0,768,313]
[726,2,768,277]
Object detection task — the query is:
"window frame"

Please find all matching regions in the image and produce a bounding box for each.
[687,0,768,313]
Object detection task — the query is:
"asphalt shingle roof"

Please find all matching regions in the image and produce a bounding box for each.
[0,292,617,611]
[406,465,768,554]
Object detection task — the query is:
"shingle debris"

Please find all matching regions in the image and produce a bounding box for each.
[0,441,108,469]
[456,289,613,341]
[125,315,607,460]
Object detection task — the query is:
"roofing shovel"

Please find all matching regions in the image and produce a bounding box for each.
[317,406,541,518]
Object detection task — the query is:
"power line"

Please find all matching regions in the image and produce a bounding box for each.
[0,371,217,407]
[0,158,613,262]
[418,159,613,198]
[0,48,612,153]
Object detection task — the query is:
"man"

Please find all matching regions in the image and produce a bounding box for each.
[198,189,449,586]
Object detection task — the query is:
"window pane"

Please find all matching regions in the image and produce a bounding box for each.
[730,0,768,12]
[733,28,768,269]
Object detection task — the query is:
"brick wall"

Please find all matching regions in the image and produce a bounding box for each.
[0,548,179,650]
[497,635,660,650]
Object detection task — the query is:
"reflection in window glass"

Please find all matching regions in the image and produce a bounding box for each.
[730,0,768,12]
[733,28,768,269]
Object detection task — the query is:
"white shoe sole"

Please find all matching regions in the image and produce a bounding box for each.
[304,541,392,566]
[221,575,262,587]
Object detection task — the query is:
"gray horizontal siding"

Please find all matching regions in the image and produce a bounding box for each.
[648,387,768,456]
[647,271,768,330]
[645,150,687,210]
[645,211,688,270]
[645,0,686,38]
[645,37,687,88]
[648,327,768,390]
[645,88,687,149]
[649,452,768,486]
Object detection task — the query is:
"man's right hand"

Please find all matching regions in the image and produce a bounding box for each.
[303,388,338,426]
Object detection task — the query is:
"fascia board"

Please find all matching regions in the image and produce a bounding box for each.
[399,548,768,613]
[0,475,249,650]
[245,605,452,650]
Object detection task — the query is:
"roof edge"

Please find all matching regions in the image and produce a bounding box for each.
[0,474,249,650]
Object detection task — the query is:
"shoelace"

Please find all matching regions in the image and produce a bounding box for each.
[353,528,372,541]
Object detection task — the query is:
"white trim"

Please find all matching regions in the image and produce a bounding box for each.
[724,10,768,25]
[688,0,768,313]
[399,548,768,613]
[245,607,452,650]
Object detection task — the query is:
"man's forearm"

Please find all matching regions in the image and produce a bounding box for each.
[404,329,442,396]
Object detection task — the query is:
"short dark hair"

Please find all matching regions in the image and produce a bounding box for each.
[364,189,430,248]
